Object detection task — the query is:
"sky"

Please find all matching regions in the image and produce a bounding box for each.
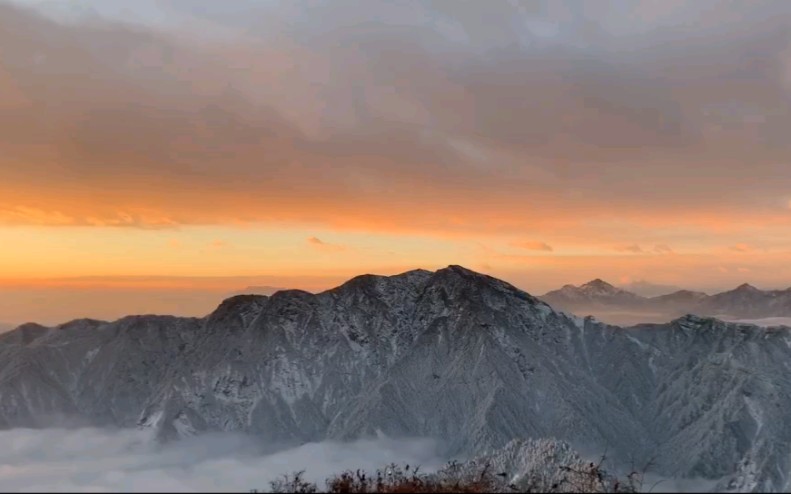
[2,0,791,325]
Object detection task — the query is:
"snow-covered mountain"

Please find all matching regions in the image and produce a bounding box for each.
[542,279,647,309]
[541,280,791,324]
[0,266,789,491]
[540,279,657,325]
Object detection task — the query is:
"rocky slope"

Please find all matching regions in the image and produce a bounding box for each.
[0,266,789,491]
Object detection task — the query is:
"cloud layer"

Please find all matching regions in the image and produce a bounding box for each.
[2,0,791,235]
[0,427,446,492]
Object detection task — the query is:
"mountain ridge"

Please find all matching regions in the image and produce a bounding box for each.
[541,278,791,325]
[1,266,790,491]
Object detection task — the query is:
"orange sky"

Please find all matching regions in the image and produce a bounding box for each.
[2,0,791,326]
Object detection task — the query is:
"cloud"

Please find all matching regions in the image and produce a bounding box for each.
[0,206,178,229]
[0,427,446,492]
[307,236,346,252]
[614,244,644,254]
[511,241,553,252]
[728,316,791,326]
[653,244,674,254]
[614,244,674,255]
[0,206,75,226]
[730,243,752,252]
[0,425,716,494]
[0,0,790,238]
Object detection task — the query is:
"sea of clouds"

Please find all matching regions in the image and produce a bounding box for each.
[0,428,447,492]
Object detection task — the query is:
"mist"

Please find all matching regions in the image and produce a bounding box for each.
[726,316,791,327]
[0,428,739,493]
[0,428,447,492]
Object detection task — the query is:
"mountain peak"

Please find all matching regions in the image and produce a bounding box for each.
[429,265,542,305]
[211,294,269,316]
[444,264,483,276]
[441,264,526,286]
[734,282,759,292]
[582,278,616,290]
[541,278,643,308]
[56,318,107,331]
[14,322,49,332]
[330,268,434,297]
[676,289,706,296]
[0,322,51,345]
[651,289,709,303]
[578,279,628,297]
[432,265,497,284]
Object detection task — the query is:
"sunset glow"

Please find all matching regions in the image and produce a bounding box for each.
[2,0,791,325]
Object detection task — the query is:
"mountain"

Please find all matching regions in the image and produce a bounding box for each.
[651,289,710,305]
[696,284,791,319]
[541,280,791,325]
[618,280,683,297]
[540,279,654,325]
[226,286,286,297]
[648,289,711,315]
[0,266,790,491]
[541,279,646,308]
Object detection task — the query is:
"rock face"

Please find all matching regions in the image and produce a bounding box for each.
[0,265,790,491]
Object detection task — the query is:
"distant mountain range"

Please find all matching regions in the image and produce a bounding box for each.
[540,279,791,325]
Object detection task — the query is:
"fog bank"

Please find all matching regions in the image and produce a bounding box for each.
[0,428,446,492]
